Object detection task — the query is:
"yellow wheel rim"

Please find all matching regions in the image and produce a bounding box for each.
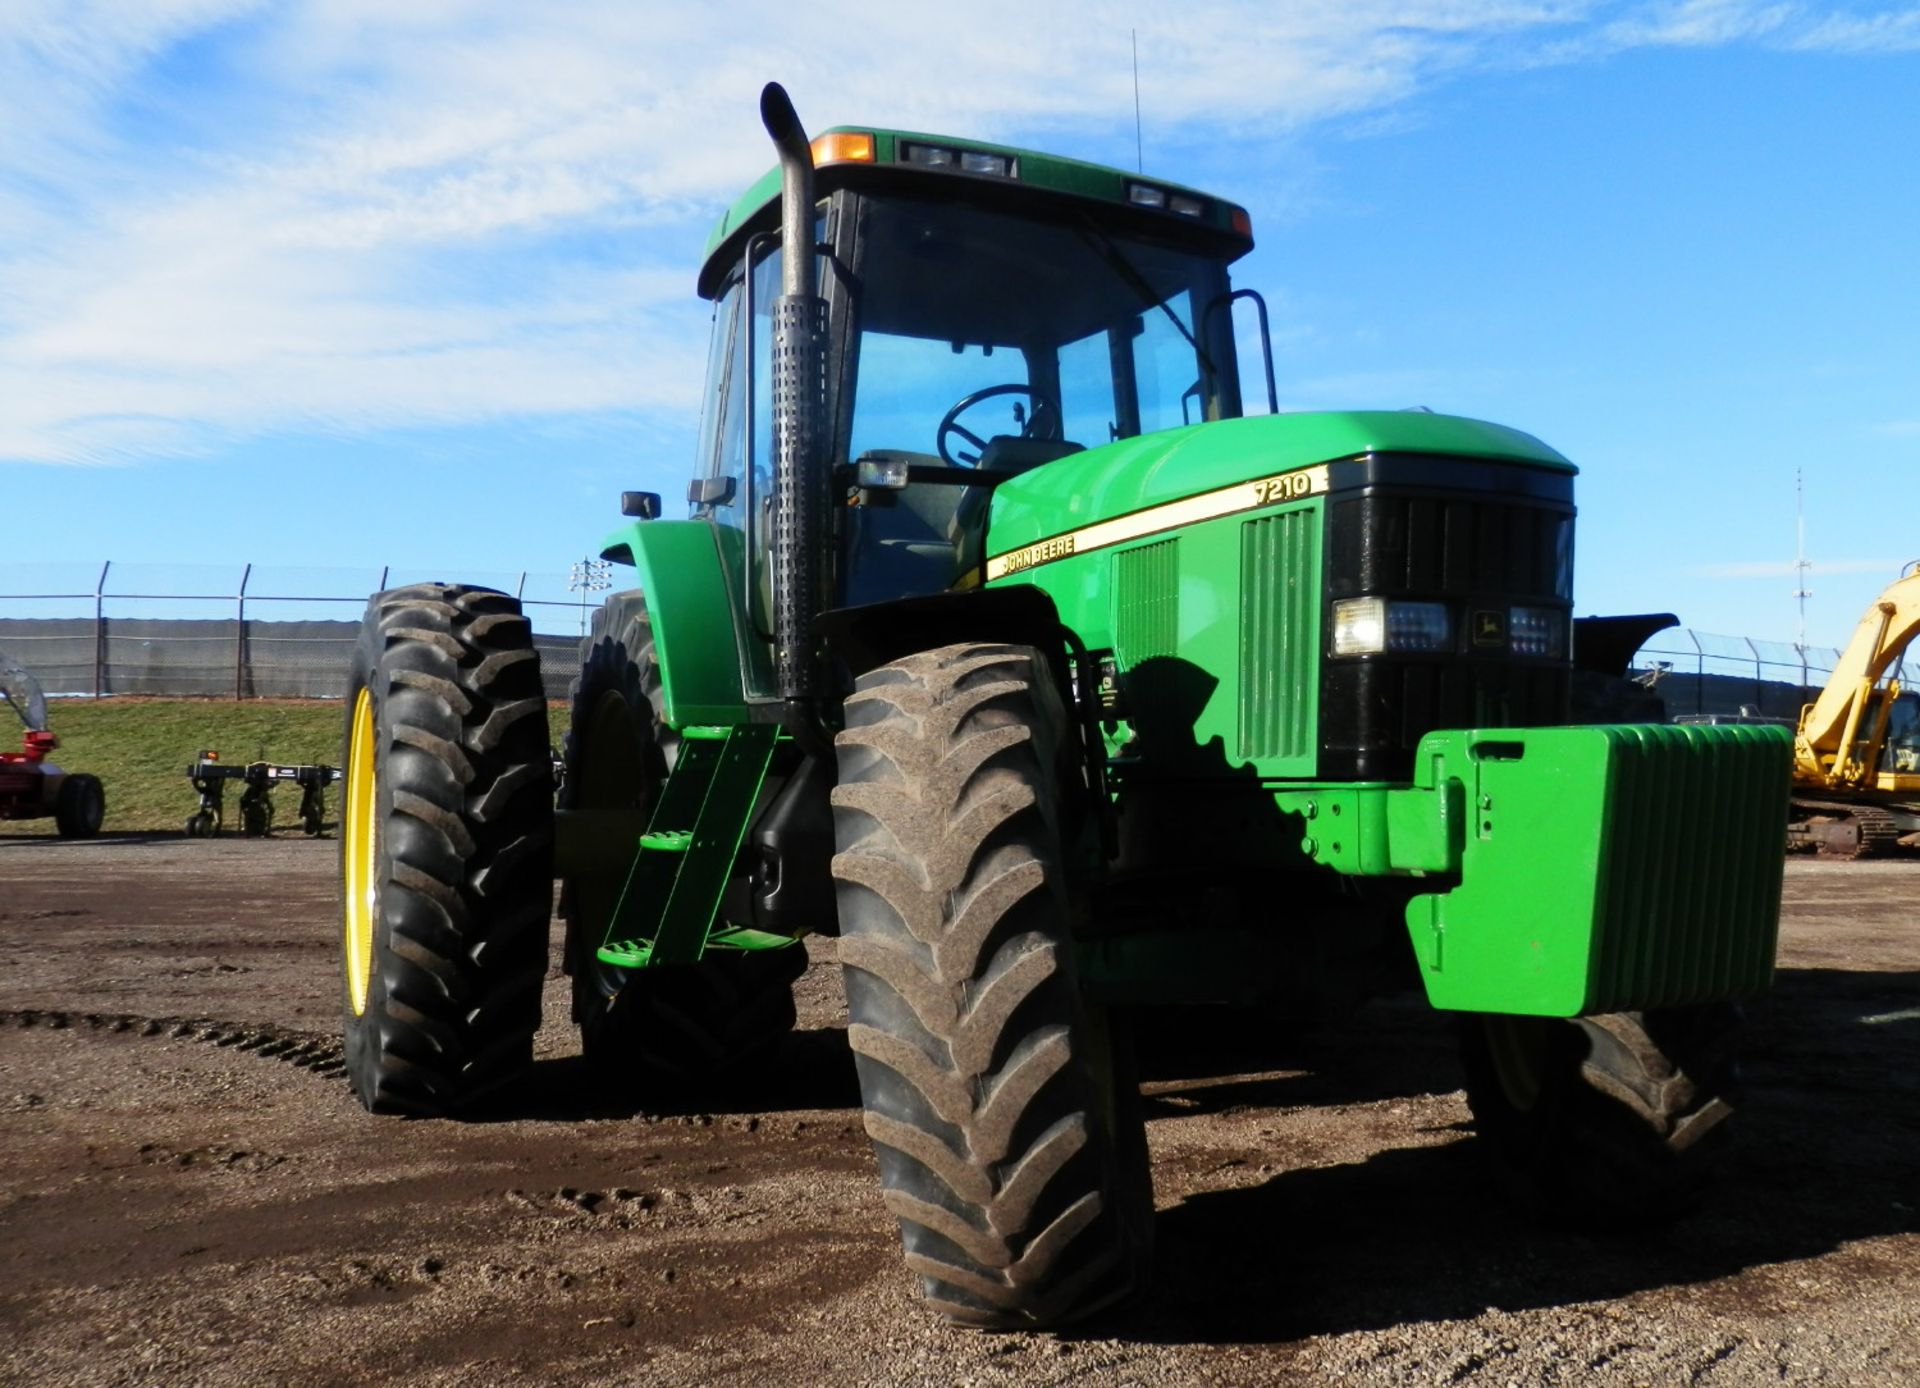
[343,686,379,1017]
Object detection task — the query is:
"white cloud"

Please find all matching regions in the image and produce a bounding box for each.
[1598,0,1795,47]
[1528,1,1920,60]
[3,0,1915,465]
[1788,8,1920,51]
[0,1,266,148]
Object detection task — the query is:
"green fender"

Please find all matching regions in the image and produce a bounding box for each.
[600,520,750,728]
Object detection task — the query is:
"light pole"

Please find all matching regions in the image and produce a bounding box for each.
[568,557,612,637]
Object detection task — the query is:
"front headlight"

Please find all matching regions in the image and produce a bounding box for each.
[1509,606,1566,659]
[1331,598,1452,655]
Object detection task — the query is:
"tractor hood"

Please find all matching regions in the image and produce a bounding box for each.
[982,410,1572,572]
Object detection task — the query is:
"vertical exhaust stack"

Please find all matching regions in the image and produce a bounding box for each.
[759,82,828,718]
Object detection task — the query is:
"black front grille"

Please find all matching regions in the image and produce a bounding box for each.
[1319,458,1574,781]
[1328,493,1572,601]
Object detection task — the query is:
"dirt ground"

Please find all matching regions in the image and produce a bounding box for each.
[0,836,1915,1387]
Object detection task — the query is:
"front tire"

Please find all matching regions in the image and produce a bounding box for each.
[1458,1005,1741,1227]
[830,642,1150,1329]
[55,774,105,838]
[240,792,273,838]
[340,584,554,1115]
[559,591,802,1094]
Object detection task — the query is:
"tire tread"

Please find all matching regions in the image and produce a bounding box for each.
[342,583,553,1115]
[831,642,1145,1329]
[1459,1005,1741,1227]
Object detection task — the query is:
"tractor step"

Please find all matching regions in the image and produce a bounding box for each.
[594,723,780,969]
[595,938,652,968]
[596,926,796,969]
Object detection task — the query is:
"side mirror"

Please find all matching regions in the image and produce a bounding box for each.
[621,491,662,520]
[686,476,737,509]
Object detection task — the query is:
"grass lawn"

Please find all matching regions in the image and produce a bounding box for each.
[7,698,571,835]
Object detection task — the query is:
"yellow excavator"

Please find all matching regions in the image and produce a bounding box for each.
[1790,562,1920,856]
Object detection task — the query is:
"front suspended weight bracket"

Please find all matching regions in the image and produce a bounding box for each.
[1386,723,1791,1016]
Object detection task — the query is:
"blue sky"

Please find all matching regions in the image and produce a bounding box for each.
[3,1,1917,649]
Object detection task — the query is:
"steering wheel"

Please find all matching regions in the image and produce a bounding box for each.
[935,383,1061,466]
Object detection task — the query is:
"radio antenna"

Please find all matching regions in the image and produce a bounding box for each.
[1794,464,1812,688]
[1131,30,1143,172]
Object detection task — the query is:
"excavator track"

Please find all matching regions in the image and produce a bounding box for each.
[1849,807,1904,858]
[1789,799,1904,858]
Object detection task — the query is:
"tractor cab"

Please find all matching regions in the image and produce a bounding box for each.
[1885,691,1920,772]
[1857,686,1920,776]
[686,124,1263,690]
[0,653,55,760]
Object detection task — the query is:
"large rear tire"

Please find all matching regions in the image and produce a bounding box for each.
[340,584,554,1116]
[54,773,105,838]
[559,591,802,1094]
[1458,1005,1741,1227]
[830,642,1151,1329]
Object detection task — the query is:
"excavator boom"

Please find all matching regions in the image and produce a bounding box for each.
[1789,563,1920,855]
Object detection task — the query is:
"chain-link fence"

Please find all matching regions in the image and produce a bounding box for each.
[0,561,620,701]
[1,559,1903,716]
[1630,627,1912,721]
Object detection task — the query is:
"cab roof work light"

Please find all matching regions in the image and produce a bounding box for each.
[900,140,1016,178]
[1128,180,1209,219]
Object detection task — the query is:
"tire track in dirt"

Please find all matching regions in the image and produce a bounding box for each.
[0,1007,345,1079]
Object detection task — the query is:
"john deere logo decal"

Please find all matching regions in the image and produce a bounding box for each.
[1472,610,1506,647]
[983,464,1329,581]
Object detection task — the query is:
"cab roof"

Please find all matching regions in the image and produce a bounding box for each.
[698,125,1253,299]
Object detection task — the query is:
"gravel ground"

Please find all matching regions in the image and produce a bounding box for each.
[0,835,1915,1386]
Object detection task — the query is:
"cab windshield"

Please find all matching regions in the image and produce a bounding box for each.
[845,195,1242,466]
[688,189,1248,637]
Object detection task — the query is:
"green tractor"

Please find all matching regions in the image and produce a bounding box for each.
[339,84,1791,1329]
